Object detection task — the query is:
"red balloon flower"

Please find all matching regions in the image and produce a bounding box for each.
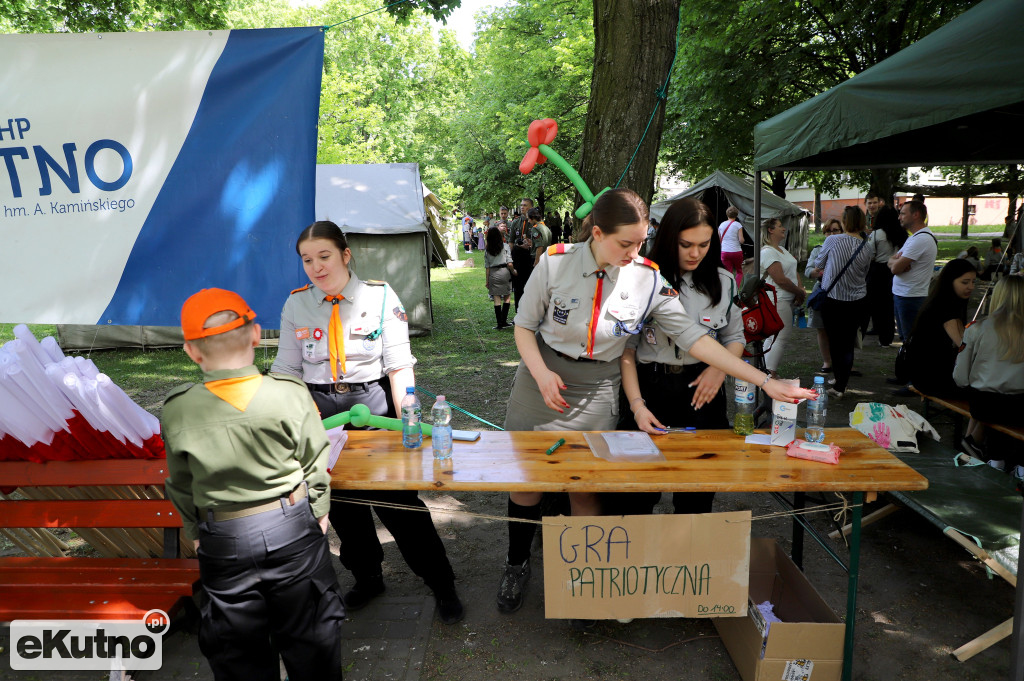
[519,118,558,174]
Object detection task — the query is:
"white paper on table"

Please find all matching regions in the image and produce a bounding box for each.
[326,426,349,472]
[584,431,665,462]
[744,434,772,445]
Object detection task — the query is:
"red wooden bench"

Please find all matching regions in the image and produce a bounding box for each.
[0,458,199,621]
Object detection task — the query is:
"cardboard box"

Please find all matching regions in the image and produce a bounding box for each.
[713,538,845,681]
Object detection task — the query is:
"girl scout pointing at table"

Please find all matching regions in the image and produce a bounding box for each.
[497,188,815,614]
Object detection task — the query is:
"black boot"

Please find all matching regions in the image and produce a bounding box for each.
[500,302,511,328]
[343,573,385,610]
[493,305,503,330]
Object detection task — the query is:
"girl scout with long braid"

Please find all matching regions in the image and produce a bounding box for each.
[497,189,814,614]
[270,220,463,625]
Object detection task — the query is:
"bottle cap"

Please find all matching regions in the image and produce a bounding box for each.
[813,375,825,384]
[406,386,415,394]
[437,395,446,402]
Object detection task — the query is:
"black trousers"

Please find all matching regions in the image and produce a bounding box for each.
[197,497,344,681]
[864,262,896,345]
[510,247,533,310]
[822,296,868,392]
[606,362,728,516]
[312,382,456,590]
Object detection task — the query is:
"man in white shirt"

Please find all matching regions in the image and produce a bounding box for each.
[888,200,937,342]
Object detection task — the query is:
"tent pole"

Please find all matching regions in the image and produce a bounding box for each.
[754,171,762,278]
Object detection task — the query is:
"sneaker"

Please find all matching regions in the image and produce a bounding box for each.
[343,574,385,611]
[827,388,844,400]
[497,558,531,613]
[988,459,1006,472]
[961,435,985,459]
[432,585,465,625]
[1013,466,1024,482]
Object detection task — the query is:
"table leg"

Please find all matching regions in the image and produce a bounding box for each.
[842,491,864,681]
[1010,493,1024,681]
[792,492,805,570]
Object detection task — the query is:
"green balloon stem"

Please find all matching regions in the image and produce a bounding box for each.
[322,409,433,436]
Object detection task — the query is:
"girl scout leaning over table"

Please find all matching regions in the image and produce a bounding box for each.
[613,197,744,518]
[270,220,464,625]
[496,189,815,614]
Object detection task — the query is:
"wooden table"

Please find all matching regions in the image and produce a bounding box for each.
[331,427,927,681]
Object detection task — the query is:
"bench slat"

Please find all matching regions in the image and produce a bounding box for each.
[2,500,184,528]
[0,458,170,487]
[0,587,195,621]
[0,557,198,586]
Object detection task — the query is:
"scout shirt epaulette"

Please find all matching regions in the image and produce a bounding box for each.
[290,284,311,295]
[635,257,660,270]
[163,382,196,405]
[547,243,573,256]
[364,280,386,286]
[265,372,307,389]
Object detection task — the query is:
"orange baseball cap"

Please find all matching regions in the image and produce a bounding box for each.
[180,288,256,341]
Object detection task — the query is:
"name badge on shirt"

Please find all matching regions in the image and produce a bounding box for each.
[295,327,310,340]
[303,340,319,361]
[553,308,570,325]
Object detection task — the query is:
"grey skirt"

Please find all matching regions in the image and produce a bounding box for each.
[504,336,620,431]
[487,265,513,297]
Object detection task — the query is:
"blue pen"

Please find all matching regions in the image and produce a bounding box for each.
[654,426,696,434]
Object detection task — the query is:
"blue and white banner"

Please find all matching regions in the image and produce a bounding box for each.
[0,27,324,326]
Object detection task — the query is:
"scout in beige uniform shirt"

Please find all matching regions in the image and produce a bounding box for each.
[505,242,707,433]
[270,273,415,383]
[628,269,743,366]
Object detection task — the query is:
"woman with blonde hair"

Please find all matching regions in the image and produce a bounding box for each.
[759,217,805,375]
[954,276,1024,468]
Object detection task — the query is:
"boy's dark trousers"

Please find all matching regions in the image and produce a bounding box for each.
[197,496,344,681]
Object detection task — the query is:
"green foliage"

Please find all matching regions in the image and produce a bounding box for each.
[447,0,594,214]
[0,0,229,32]
[660,0,980,186]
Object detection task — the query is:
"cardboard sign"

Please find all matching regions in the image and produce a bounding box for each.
[541,511,751,619]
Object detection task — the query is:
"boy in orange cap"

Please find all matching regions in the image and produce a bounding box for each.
[162,288,343,681]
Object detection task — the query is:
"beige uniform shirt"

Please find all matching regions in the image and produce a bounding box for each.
[628,269,743,365]
[513,242,706,361]
[270,274,416,384]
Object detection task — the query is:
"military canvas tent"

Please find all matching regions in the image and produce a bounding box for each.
[650,170,810,261]
[314,163,436,336]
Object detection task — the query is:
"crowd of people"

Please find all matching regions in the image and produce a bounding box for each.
[160,186,1023,677]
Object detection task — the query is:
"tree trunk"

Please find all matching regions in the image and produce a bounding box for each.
[577,0,681,209]
[770,171,786,199]
[814,189,822,232]
[961,192,970,239]
[870,168,897,206]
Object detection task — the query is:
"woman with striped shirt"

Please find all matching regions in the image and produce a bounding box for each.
[814,206,874,398]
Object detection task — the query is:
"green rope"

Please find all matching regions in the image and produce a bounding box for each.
[323,0,411,31]
[414,385,505,431]
[613,28,680,189]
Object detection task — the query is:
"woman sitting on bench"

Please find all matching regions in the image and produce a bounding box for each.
[954,276,1024,471]
[907,259,977,398]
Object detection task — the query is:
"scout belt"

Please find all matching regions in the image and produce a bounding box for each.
[207,483,308,521]
[307,381,372,394]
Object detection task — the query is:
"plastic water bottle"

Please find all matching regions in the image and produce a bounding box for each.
[805,376,828,443]
[431,395,453,460]
[733,366,756,436]
[401,386,422,449]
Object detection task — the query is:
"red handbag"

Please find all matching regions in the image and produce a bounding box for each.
[739,280,785,350]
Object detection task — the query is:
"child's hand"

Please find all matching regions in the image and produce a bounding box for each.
[193,539,200,551]
[318,514,330,534]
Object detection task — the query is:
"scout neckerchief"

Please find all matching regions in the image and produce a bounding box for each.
[586,270,606,358]
[325,294,346,380]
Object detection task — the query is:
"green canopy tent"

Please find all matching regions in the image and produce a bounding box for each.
[751,1,1024,678]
